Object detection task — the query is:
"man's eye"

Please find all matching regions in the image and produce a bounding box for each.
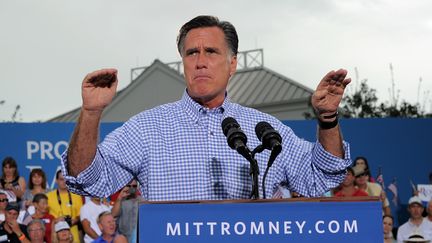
[186,50,198,56]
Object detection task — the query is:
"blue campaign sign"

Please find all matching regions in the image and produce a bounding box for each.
[0,122,122,190]
[138,199,383,243]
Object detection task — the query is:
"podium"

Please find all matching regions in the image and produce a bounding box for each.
[138,197,383,243]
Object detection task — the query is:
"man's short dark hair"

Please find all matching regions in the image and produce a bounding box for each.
[177,15,238,56]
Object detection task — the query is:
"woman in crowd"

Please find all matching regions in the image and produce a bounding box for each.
[383,214,396,243]
[22,168,48,210]
[353,156,375,182]
[0,156,26,202]
[52,220,74,243]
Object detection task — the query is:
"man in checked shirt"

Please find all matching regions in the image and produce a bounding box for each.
[61,15,352,201]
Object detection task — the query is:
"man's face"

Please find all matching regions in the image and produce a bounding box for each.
[28,222,45,242]
[408,203,424,219]
[5,209,18,223]
[0,195,8,210]
[181,26,237,108]
[56,173,67,190]
[99,214,116,236]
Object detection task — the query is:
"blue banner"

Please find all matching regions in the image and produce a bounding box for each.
[138,200,382,243]
[0,123,122,189]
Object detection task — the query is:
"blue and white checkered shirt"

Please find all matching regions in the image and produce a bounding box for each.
[62,91,351,200]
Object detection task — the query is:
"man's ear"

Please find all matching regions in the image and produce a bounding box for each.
[229,55,237,76]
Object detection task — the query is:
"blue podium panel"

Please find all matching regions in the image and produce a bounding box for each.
[139,199,382,243]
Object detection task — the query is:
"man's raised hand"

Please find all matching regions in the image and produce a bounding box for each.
[81,68,118,113]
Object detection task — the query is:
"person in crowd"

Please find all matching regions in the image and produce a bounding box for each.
[0,157,26,203]
[397,196,432,242]
[0,202,30,243]
[80,197,112,243]
[353,156,375,182]
[27,219,46,243]
[46,171,82,243]
[61,15,352,202]
[22,193,55,243]
[334,167,368,197]
[426,199,432,223]
[383,214,396,243]
[403,233,431,243]
[92,212,126,243]
[111,179,142,242]
[353,165,391,215]
[51,221,73,243]
[0,192,9,223]
[22,169,48,211]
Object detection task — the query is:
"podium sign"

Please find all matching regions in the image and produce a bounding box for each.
[138,198,382,242]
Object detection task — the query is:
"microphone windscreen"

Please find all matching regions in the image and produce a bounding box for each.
[255,121,272,142]
[222,117,239,136]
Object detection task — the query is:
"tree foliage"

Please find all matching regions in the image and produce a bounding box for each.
[339,80,431,118]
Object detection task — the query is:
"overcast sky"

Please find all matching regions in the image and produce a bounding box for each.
[1,0,431,122]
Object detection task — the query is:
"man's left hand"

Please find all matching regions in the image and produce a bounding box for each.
[311,69,351,120]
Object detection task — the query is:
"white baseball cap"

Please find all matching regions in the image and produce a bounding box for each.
[408,196,423,207]
[54,221,70,233]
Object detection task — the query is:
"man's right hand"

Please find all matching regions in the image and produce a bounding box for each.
[82,69,118,113]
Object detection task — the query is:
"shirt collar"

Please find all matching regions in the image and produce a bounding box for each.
[180,90,234,123]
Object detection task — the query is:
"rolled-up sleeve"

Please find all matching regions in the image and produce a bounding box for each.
[277,125,351,197]
[60,115,147,197]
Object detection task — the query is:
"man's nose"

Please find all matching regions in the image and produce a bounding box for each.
[195,53,208,69]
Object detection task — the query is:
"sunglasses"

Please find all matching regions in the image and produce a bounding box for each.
[0,199,8,202]
[126,185,138,188]
[355,173,368,178]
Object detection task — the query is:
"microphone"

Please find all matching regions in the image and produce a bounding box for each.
[222,117,260,199]
[255,121,282,166]
[222,117,248,152]
[255,121,283,199]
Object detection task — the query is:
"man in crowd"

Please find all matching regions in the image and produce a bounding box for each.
[0,202,30,243]
[93,212,126,243]
[397,196,432,242]
[46,171,82,243]
[26,219,45,243]
[61,15,352,200]
[80,197,111,243]
[0,192,8,223]
[425,199,432,223]
[111,179,142,242]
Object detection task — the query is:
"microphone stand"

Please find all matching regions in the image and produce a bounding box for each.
[237,146,260,199]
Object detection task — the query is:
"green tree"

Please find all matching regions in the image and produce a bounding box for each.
[339,80,430,118]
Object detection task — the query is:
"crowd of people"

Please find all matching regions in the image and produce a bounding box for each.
[0,156,138,243]
[330,157,432,242]
[1,155,430,242]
